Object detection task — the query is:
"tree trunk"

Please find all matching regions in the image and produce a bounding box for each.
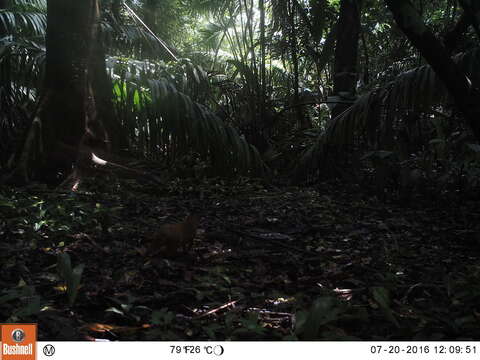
[259,0,266,123]
[458,0,480,40]
[40,0,104,176]
[9,0,110,184]
[331,0,362,119]
[385,0,480,142]
[143,0,157,35]
[111,0,121,21]
[314,21,337,85]
[288,0,309,128]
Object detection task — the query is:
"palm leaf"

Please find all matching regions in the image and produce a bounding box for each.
[295,47,480,180]
[108,57,265,175]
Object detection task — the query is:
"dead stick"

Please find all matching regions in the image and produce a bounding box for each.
[196,300,238,319]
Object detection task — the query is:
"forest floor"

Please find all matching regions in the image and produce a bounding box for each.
[1,175,480,340]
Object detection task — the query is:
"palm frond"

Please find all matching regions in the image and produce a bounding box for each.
[0,10,46,37]
[0,38,45,105]
[0,38,45,169]
[295,47,480,180]
[185,0,236,16]
[11,0,46,13]
[108,57,266,176]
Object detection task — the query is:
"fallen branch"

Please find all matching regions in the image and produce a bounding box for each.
[195,300,238,319]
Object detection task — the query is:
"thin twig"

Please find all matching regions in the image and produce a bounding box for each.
[196,300,238,319]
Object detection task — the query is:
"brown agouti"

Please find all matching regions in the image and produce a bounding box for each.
[149,214,200,257]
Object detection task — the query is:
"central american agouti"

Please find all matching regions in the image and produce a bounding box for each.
[148,214,200,256]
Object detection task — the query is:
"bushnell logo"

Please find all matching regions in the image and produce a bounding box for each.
[1,324,36,360]
[11,329,25,343]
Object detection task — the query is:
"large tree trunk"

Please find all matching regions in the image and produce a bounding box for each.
[8,0,110,185]
[42,0,96,157]
[258,0,266,124]
[39,0,106,180]
[288,0,309,128]
[331,0,362,119]
[385,0,480,142]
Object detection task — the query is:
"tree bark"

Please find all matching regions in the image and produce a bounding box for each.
[288,0,309,128]
[314,21,337,79]
[259,0,266,123]
[458,0,480,40]
[9,0,111,184]
[331,0,362,119]
[385,0,480,141]
[42,0,95,152]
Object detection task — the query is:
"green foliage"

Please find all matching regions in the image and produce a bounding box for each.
[11,0,46,13]
[294,297,349,340]
[0,0,46,169]
[295,297,336,339]
[151,307,175,326]
[295,48,480,187]
[3,176,480,339]
[0,1,266,177]
[0,9,46,36]
[371,286,399,328]
[108,56,266,176]
[0,282,43,322]
[57,252,85,307]
[4,0,480,342]
[229,312,267,339]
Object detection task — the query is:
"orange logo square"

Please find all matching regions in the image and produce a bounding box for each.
[1,324,36,360]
